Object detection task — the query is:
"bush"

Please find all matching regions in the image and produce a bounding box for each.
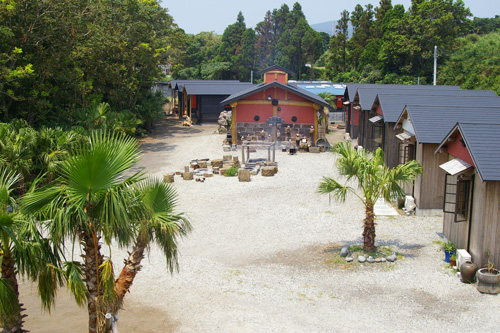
[224,167,238,177]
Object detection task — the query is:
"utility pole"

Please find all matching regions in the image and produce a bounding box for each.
[433,45,437,86]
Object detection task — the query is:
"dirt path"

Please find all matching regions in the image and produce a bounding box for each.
[21,117,500,332]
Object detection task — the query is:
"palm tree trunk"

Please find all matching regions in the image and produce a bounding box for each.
[1,254,26,333]
[113,233,148,311]
[81,232,104,333]
[362,201,376,252]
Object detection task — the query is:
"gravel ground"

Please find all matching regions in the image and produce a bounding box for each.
[22,117,500,332]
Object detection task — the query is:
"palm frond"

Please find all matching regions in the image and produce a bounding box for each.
[63,261,88,307]
[0,167,20,206]
[99,259,116,303]
[37,264,64,312]
[0,278,19,319]
[317,176,351,203]
[136,178,192,273]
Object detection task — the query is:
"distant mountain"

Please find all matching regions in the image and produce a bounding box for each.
[311,21,335,35]
[311,20,353,37]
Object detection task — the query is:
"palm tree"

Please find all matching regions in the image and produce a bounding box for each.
[318,142,422,252]
[0,167,63,332]
[23,131,191,333]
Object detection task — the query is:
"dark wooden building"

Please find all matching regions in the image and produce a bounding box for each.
[366,91,499,167]
[168,80,252,123]
[394,105,500,216]
[343,84,460,141]
[436,122,500,268]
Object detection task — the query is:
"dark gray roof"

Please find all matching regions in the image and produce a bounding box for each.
[256,65,297,77]
[344,83,460,103]
[438,123,500,182]
[169,80,240,90]
[399,105,500,144]
[355,86,463,110]
[377,93,500,123]
[220,81,330,108]
[184,82,254,95]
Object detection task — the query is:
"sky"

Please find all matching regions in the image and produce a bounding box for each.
[160,0,500,35]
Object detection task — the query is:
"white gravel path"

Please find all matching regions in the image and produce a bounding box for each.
[20,118,500,332]
[123,118,500,332]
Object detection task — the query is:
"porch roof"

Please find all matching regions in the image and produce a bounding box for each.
[439,158,472,176]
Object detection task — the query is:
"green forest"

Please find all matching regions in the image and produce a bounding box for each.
[0,0,500,331]
[174,1,500,94]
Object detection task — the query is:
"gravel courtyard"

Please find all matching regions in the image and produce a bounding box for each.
[22,117,500,332]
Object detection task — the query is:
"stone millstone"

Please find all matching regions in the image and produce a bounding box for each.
[211,159,223,168]
[261,166,275,177]
[182,171,194,180]
[238,168,251,182]
[163,173,175,183]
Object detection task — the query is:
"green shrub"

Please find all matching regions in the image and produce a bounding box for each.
[225,167,238,177]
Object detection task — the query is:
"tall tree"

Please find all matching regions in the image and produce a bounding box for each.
[23,131,191,333]
[0,0,177,126]
[0,167,64,332]
[255,10,276,69]
[440,32,500,95]
[318,142,422,252]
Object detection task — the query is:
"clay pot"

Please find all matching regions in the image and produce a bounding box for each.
[476,268,500,294]
[460,261,477,283]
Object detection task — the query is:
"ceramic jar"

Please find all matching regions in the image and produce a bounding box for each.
[460,260,477,283]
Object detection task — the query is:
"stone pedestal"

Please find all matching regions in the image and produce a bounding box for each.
[163,173,175,183]
[211,159,223,168]
[183,172,194,180]
[238,169,251,182]
[261,166,275,177]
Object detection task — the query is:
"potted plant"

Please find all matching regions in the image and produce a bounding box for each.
[476,251,500,294]
[442,241,456,263]
[449,253,457,268]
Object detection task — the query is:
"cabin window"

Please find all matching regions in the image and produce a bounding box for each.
[443,174,471,222]
[371,124,383,150]
[398,143,415,164]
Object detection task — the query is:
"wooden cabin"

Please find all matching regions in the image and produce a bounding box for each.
[221,65,330,145]
[394,105,500,216]
[435,123,500,268]
[182,81,254,123]
[168,80,251,122]
[343,84,460,141]
[368,92,498,167]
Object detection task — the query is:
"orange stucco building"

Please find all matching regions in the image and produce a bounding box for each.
[221,65,330,145]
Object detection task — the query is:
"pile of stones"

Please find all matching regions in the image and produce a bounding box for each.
[339,246,398,264]
[162,155,278,183]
